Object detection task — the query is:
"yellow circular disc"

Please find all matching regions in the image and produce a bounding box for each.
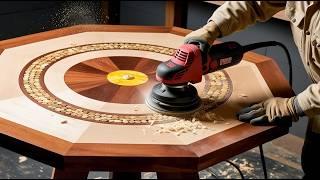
[107,70,149,86]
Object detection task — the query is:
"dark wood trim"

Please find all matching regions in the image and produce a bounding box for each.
[60,124,288,172]
[191,123,288,170]
[62,156,198,173]
[165,1,175,26]
[0,49,3,55]
[0,118,71,167]
[0,25,172,49]
[173,1,188,28]
[0,118,71,154]
[165,1,188,28]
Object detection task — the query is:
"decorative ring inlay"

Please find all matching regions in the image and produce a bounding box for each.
[19,42,232,125]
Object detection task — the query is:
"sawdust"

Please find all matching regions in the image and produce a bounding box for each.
[232,158,255,174]
[154,110,225,136]
[18,156,28,163]
[49,1,103,28]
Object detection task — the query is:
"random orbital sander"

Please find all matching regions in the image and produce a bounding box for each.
[145,40,291,114]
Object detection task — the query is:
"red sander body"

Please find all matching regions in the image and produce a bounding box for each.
[145,41,287,114]
[145,41,243,114]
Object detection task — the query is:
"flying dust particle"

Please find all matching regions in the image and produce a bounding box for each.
[49,1,103,28]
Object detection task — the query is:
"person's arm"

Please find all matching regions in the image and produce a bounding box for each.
[296,83,320,117]
[185,1,286,44]
[210,1,286,37]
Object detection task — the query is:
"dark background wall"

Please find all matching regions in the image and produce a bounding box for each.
[0,1,309,138]
[0,1,103,40]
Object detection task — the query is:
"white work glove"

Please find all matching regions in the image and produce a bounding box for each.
[236,97,303,126]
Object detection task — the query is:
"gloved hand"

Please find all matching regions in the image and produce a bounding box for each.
[184,21,221,53]
[236,97,302,126]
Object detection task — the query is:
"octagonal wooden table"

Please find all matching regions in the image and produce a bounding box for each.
[0,25,293,179]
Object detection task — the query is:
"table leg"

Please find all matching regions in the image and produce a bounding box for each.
[110,172,141,179]
[157,172,199,180]
[51,168,89,179]
[259,144,268,179]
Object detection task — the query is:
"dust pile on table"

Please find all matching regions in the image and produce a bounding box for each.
[152,108,227,136]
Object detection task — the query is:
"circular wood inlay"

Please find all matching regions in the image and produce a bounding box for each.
[64,57,158,104]
[19,42,233,125]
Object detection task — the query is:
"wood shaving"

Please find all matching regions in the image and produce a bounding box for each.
[60,120,68,124]
[122,74,134,80]
[18,156,28,163]
[155,110,225,136]
[239,93,248,98]
[156,120,207,136]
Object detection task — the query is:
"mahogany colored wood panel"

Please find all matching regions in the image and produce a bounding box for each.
[165,1,175,27]
[66,143,197,157]
[81,57,119,73]
[64,56,161,103]
[0,118,71,167]
[63,144,198,172]
[173,1,189,28]
[0,118,71,154]
[190,123,288,170]
[0,49,3,55]
[62,156,198,173]
[59,124,287,172]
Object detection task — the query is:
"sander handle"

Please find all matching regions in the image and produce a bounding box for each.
[205,41,243,74]
[205,41,292,86]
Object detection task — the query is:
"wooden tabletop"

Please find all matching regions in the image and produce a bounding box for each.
[0,25,292,172]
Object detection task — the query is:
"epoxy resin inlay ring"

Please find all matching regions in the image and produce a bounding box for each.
[19,42,232,125]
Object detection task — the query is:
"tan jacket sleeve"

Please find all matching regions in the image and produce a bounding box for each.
[296,83,320,117]
[209,1,286,37]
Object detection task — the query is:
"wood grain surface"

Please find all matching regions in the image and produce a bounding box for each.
[0,118,70,168]
[0,25,290,175]
[64,57,159,103]
[243,51,295,97]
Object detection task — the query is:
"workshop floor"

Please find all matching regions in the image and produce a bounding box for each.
[0,134,303,179]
